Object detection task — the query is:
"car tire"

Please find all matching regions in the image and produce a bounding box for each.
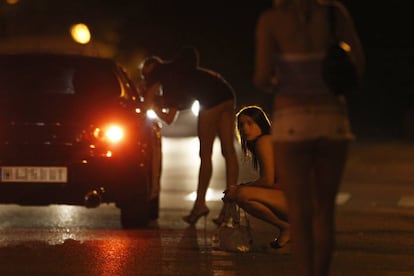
[119,172,151,229]
[120,197,150,228]
[149,195,160,220]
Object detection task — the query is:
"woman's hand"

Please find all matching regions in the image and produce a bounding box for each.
[144,82,161,106]
[222,185,238,202]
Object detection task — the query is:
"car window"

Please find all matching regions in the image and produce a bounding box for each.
[0,56,122,98]
[72,65,121,98]
[0,63,73,95]
[115,64,140,100]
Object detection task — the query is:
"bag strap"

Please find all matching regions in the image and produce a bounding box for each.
[228,202,240,224]
[241,207,251,228]
[234,204,250,228]
[220,202,251,227]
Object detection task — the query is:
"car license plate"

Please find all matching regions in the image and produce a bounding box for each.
[0,166,68,183]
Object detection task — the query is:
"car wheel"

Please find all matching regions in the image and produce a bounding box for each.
[119,173,151,229]
[120,197,150,228]
[149,195,160,220]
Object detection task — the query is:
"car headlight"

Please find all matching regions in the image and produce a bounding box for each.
[146,109,158,119]
[191,100,199,116]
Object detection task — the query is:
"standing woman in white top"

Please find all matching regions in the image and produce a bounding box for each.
[253,0,365,275]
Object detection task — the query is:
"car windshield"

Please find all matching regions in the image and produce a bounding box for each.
[0,55,121,98]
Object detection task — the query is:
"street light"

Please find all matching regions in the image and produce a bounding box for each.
[70,23,91,44]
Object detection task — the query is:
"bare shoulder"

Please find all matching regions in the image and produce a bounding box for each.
[256,134,273,150]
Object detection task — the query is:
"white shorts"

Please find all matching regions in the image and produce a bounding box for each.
[271,104,355,142]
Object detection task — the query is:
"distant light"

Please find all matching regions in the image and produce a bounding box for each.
[185,188,224,202]
[70,23,91,44]
[191,100,200,116]
[6,0,19,4]
[146,109,158,119]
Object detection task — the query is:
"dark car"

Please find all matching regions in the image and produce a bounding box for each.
[0,53,161,228]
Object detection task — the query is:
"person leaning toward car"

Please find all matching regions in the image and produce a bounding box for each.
[139,46,239,226]
[253,0,365,275]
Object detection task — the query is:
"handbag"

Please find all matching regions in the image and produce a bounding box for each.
[212,202,253,253]
[322,4,359,96]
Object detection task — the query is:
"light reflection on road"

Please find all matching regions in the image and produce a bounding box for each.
[0,203,122,245]
[0,136,257,245]
[160,136,257,209]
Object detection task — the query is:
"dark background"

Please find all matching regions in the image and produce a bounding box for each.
[1,0,413,139]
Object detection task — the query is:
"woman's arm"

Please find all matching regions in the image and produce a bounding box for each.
[253,11,278,93]
[143,82,179,125]
[152,104,179,125]
[224,135,275,202]
[249,135,275,187]
[143,82,161,106]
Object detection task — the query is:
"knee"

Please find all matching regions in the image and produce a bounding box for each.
[198,148,213,159]
[234,191,251,212]
[234,186,250,204]
[221,146,236,159]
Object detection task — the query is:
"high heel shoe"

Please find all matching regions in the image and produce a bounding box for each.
[182,206,210,225]
[270,231,290,249]
[270,238,283,249]
[212,213,225,226]
[212,201,232,225]
[270,237,290,249]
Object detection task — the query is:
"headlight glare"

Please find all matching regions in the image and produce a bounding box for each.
[105,125,124,143]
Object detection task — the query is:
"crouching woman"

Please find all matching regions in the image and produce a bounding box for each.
[225,105,290,248]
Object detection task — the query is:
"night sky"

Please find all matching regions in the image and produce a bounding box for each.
[1,0,412,139]
[119,0,413,139]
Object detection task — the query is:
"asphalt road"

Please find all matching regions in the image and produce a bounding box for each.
[0,137,413,275]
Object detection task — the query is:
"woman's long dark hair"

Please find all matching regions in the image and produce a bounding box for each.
[236,105,271,170]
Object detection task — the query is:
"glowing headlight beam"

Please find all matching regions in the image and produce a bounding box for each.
[191,100,200,116]
[146,109,158,119]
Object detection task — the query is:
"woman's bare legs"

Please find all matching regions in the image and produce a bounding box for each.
[312,139,348,276]
[214,100,238,223]
[273,140,348,276]
[273,141,314,276]
[195,110,217,207]
[184,100,238,224]
[182,104,217,224]
[236,185,290,246]
[217,100,239,189]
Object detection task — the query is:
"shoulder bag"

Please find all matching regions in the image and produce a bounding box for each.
[322,3,359,96]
